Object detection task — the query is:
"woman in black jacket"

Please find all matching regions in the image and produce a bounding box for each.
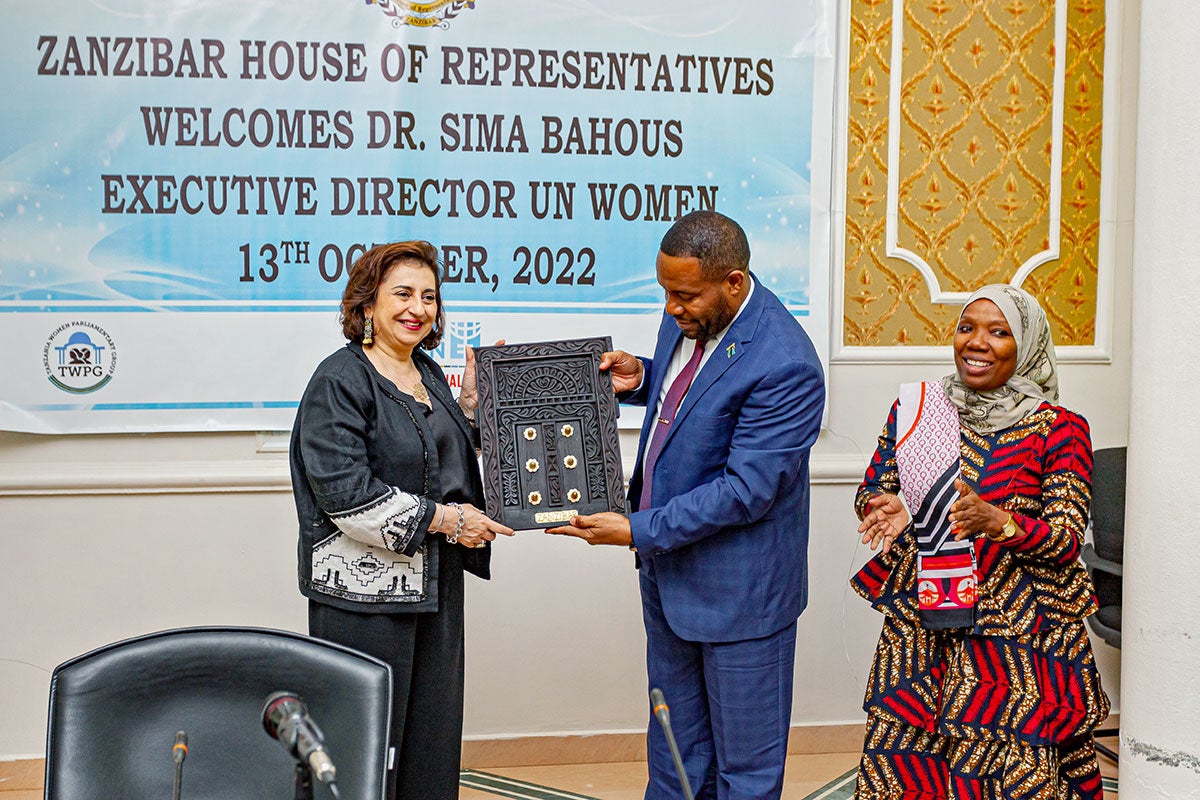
[290,240,513,800]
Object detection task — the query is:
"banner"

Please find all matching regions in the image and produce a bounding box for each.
[0,0,834,433]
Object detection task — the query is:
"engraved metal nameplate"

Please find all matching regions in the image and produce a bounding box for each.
[476,337,627,530]
[534,509,579,525]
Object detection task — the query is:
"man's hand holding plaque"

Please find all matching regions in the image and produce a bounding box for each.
[598,350,644,394]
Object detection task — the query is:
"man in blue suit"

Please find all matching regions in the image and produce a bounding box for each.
[549,211,825,799]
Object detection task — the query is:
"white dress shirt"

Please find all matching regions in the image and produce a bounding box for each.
[642,274,756,474]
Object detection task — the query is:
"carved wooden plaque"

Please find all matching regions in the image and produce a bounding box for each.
[476,337,626,530]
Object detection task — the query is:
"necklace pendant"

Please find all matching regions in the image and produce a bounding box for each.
[412,381,430,404]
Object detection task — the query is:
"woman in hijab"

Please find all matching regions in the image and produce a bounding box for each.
[851,285,1110,799]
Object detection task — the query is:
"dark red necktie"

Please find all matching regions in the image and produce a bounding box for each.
[640,339,705,511]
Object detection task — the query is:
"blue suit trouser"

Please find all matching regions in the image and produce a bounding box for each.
[640,561,797,800]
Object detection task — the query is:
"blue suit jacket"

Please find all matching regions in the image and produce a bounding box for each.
[625,278,825,642]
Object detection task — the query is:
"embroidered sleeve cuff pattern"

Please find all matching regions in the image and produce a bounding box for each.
[329,487,429,555]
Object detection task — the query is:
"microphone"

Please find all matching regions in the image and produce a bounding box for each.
[261,691,337,785]
[171,731,187,800]
[650,688,695,800]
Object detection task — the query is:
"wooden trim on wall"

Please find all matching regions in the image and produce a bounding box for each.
[0,452,871,497]
[0,459,293,496]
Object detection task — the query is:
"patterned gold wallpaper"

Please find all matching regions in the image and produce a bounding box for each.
[843,0,1105,347]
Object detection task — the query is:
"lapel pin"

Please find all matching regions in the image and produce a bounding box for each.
[726,343,737,358]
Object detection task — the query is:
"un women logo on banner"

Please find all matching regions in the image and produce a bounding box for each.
[363,0,478,29]
[431,318,482,368]
[42,321,118,394]
[430,318,482,391]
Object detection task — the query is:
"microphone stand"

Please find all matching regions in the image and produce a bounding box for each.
[294,763,341,800]
[294,763,314,800]
[650,688,695,800]
[171,731,187,800]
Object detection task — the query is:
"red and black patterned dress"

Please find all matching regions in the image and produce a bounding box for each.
[851,399,1110,800]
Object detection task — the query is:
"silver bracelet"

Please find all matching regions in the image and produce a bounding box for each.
[432,503,447,532]
[445,502,465,544]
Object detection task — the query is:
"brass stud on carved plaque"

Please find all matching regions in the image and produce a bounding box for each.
[563,455,578,469]
[560,423,574,438]
[525,458,540,473]
[528,491,542,505]
[567,488,581,503]
[523,427,538,441]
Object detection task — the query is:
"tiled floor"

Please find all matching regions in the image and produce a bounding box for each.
[0,758,40,800]
[0,748,1119,800]
[459,752,1119,800]
[460,752,861,800]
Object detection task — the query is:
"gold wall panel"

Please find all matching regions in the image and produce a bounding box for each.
[844,0,1105,347]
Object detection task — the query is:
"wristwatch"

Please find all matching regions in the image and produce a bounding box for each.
[987,514,1020,543]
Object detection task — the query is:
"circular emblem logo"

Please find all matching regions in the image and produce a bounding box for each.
[954,576,977,605]
[42,321,117,394]
[917,579,942,608]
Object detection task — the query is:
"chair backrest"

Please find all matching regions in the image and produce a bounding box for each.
[1085,446,1125,649]
[45,626,391,800]
[1091,446,1127,564]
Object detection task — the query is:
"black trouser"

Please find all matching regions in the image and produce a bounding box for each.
[309,542,465,800]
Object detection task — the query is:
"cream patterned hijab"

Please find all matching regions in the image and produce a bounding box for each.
[940,284,1059,434]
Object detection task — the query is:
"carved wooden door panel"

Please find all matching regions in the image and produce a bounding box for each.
[476,337,627,529]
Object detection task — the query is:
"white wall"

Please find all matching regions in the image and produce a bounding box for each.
[1117,0,1200,795]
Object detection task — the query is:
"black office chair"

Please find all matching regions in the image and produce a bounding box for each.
[1081,446,1125,762]
[45,626,392,800]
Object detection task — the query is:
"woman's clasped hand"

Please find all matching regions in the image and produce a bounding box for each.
[947,477,1012,541]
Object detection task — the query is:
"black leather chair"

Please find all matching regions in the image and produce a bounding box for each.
[1081,446,1125,762]
[45,626,391,800]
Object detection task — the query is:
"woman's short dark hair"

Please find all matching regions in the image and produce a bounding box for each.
[340,240,445,350]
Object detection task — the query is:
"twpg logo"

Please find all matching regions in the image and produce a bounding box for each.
[43,321,117,394]
[363,0,478,29]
